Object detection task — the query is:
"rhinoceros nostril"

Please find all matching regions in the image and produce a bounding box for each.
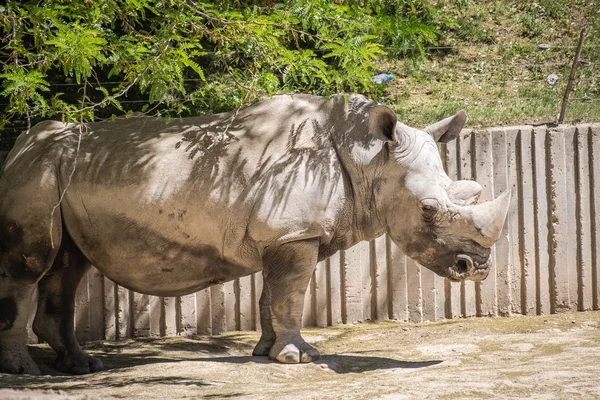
[455,254,474,275]
[455,259,468,275]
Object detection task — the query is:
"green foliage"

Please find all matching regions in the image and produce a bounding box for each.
[46,24,108,84]
[0,0,447,138]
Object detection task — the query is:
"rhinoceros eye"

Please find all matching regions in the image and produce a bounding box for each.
[420,199,439,220]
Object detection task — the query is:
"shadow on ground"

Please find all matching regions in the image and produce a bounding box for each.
[0,339,442,392]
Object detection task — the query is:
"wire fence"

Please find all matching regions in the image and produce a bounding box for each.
[0,36,598,133]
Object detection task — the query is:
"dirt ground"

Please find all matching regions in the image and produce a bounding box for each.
[1,311,600,399]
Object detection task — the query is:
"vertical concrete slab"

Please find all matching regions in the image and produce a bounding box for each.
[576,125,594,311]
[236,276,253,331]
[315,260,328,327]
[211,284,226,334]
[132,292,150,337]
[373,236,389,320]
[472,128,498,317]
[458,130,476,317]
[342,243,366,324]
[253,272,263,331]
[195,288,212,335]
[103,278,117,340]
[563,126,579,311]
[443,140,461,318]
[224,280,236,332]
[532,126,551,315]
[163,296,177,336]
[407,259,422,323]
[518,127,537,315]
[434,275,446,321]
[179,293,197,336]
[148,296,162,336]
[88,268,105,341]
[117,287,132,339]
[505,127,522,314]
[492,129,511,316]
[362,241,374,321]
[389,241,408,321]
[421,267,436,322]
[327,252,343,326]
[590,124,600,310]
[548,127,570,312]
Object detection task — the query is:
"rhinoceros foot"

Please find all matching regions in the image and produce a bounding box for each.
[55,353,104,375]
[0,346,41,375]
[252,336,275,357]
[269,339,320,364]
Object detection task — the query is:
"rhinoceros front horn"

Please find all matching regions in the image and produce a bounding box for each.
[469,189,511,247]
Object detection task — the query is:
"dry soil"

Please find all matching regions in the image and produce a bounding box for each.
[1,311,600,399]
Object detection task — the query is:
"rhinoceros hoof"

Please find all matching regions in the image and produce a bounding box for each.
[56,354,104,375]
[0,350,41,375]
[270,343,320,364]
[252,337,275,357]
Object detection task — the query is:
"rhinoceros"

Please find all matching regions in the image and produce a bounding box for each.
[0,94,509,375]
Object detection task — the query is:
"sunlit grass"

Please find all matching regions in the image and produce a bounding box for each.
[378,0,600,127]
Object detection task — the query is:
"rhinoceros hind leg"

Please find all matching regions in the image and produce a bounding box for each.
[261,239,320,364]
[0,214,60,375]
[0,156,64,375]
[0,287,41,375]
[32,235,103,375]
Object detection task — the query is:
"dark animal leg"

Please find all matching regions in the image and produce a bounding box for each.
[0,175,63,375]
[261,239,320,363]
[0,284,40,375]
[252,273,276,356]
[32,234,103,374]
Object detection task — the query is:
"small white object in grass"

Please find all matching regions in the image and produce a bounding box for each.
[372,73,394,84]
[547,73,559,86]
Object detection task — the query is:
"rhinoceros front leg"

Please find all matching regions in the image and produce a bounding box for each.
[257,239,320,364]
[252,274,276,357]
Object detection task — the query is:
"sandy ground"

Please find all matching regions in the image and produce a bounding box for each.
[1,311,600,399]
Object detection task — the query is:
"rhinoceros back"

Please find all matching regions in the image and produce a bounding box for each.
[0,95,355,296]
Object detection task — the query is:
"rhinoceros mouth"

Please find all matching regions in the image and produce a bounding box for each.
[446,254,491,282]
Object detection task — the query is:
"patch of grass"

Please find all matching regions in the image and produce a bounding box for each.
[382,0,600,127]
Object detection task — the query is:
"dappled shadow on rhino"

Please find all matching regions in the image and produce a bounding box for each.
[0,94,509,375]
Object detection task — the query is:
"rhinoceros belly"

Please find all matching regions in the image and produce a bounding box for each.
[61,188,262,297]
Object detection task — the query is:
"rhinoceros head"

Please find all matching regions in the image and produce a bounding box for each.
[369,105,510,282]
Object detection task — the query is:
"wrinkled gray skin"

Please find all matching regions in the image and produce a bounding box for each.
[0,94,509,375]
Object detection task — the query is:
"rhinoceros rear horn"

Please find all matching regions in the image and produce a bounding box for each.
[470,189,511,247]
[368,105,398,143]
[424,110,467,143]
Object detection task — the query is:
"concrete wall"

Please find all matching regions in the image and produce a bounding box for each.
[29,123,600,342]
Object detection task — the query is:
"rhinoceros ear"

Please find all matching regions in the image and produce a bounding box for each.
[368,105,398,143]
[424,110,467,143]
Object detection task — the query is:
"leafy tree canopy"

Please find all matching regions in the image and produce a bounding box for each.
[0,0,449,141]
